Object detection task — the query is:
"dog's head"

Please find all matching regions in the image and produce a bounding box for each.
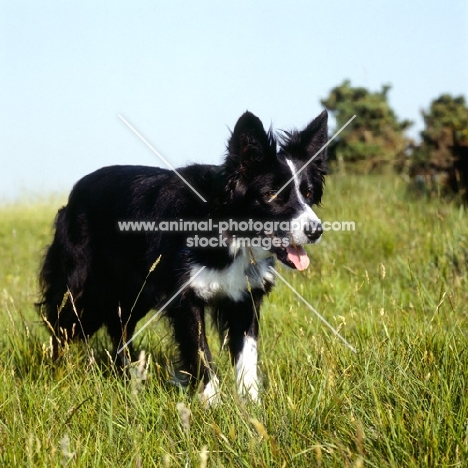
[219,110,328,270]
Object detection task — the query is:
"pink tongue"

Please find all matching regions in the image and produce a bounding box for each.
[286,245,310,271]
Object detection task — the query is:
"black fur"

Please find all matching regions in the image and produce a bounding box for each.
[38,110,328,397]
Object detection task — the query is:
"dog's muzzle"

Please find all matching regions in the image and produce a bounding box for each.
[304,221,323,242]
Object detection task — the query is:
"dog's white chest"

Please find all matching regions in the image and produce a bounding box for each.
[190,252,274,302]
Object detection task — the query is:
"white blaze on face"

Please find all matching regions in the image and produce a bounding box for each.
[236,336,259,402]
[285,159,322,245]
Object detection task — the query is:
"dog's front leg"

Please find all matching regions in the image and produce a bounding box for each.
[223,293,263,402]
[236,334,259,402]
[170,298,220,406]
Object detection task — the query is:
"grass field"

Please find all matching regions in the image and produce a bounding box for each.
[0,174,467,467]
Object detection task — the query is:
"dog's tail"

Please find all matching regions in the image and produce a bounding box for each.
[37,205,90,337]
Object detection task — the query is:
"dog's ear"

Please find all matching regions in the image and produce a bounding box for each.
[281,110,328,161]
[299,110,328,160]
[226,111,276,174]
[280,111,328,205]
[219,111,277,204]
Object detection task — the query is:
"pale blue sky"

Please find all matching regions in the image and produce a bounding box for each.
[1,0,467,201]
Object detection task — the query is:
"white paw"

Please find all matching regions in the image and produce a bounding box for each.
[236,336,260,403]
[239,378,259,403]
[199,376,221,407]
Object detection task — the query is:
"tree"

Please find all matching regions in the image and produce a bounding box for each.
[414,94,468,166]
[410,94,468,200]
[321,80,412,173]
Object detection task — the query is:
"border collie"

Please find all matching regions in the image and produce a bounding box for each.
[38,110,327,404]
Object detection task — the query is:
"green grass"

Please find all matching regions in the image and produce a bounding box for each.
[0,175,467,467]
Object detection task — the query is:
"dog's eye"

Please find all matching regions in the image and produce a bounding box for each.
[304,189,312,199]
[266,190,280,201]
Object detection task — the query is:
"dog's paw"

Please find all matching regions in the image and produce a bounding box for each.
[199,376,221,408]
[238,381,260,404]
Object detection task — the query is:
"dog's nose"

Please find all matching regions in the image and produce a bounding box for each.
[305,222,323,241]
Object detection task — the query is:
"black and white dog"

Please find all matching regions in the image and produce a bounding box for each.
[38,110,327,403]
